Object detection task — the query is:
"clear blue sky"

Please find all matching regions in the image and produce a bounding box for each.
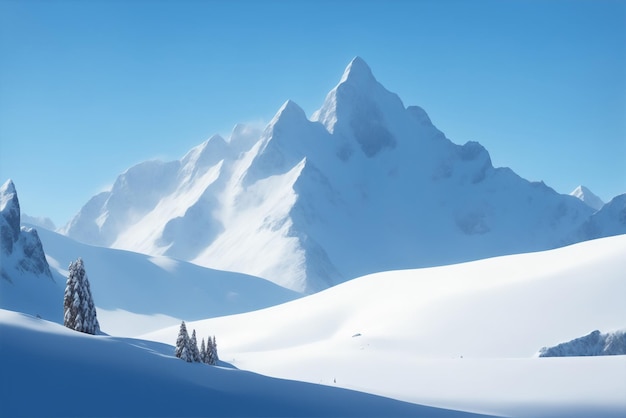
[1,0,624,227]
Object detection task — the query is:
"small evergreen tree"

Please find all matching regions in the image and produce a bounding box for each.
[200,338,207,364]
[206,336,214,365]
[206,335,218,365]
[63,258,100,335]
[189,329,201,363]
[175,321,191,361]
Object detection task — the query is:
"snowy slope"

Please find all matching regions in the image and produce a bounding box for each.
[570,185,605,211]
[29,226,300,336]
[574,193,626,242]
[61,57,622,294]
[145,235,626,418]
[0,309,494,418]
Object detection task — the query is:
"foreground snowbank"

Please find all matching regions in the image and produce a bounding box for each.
[0,310,493,417]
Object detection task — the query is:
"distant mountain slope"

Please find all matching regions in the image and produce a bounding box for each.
[0,310,489,418]
[63,57,623,293]
[21,213,56,230]
[570,185,605,211]
[574,193,626,241]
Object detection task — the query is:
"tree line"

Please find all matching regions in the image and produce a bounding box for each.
[175,321,219,365]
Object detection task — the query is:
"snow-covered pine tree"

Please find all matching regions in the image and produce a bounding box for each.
[190,329,201,363]
[206,336,214,365]
[63,258,100,335]
[175,321,190,361]
[200,338,207,364]
[206,335,218,365]
[211,335,219,364]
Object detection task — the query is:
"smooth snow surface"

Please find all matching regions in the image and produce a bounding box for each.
[145,235,626,418]
[0,310,493,418]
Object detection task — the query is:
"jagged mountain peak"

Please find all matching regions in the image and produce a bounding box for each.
[267,100,308,132]
[570,185,604,211]
[0,179,17,200]
[0,179,20,244]
[0,179,53,282]
[340,56,376,85]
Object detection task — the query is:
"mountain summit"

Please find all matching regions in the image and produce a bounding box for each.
[62,58,620,293]
[570,185,605,211]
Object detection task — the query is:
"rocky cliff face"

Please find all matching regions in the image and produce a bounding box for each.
[1,179,53,282]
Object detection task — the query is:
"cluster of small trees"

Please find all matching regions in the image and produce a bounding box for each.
[62,258,221,366]
[63,258,100,335]
[175,321,218,365]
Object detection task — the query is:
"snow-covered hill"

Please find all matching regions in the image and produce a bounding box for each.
[32,226,300,335]
[0,310,491,418]
[145,234,626,418]
[62,57,622,293]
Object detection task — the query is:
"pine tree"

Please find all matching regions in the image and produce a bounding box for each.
[63,258,100,335]
[206,335,218,365]
[200,338,207,364]
[190,329,201,363]
[175,321,190,360]
[212,335,219,363]
[206,336,213,365]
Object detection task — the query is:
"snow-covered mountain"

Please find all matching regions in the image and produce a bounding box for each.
[538,329,626,357]
[63,57,622,293]
[570,185,605,211]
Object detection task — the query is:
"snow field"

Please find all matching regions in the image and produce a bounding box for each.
[145,234,626,417]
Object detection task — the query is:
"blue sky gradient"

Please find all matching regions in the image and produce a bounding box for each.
[1,0,624,226]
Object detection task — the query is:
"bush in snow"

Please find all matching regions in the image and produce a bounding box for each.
[63,258,100,335]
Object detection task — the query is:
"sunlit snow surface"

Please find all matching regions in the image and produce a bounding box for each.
[144,234,626,418]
